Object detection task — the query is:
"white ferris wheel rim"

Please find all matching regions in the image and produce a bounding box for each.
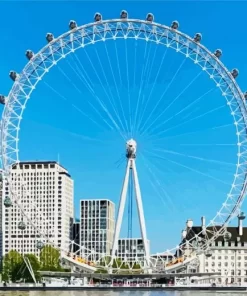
[1,18,247,259]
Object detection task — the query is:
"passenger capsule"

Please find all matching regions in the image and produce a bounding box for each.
[94,13,102,22]
[244,91,247,100]
[4,197,12,208]
[46,33,54,43]
[9,71,17,81]
[25,50,34,60]
[214,49,222,59]
[0,95,5,105]
[238,211,246,220]
[36,240,44,250]
[171,21,179,30]
[69,20,77,30]
[194,33,202,43]
[120,10,128,19]
[224,231,232,241]
[18,221,26,230]
[146,13,154,22]
[231,68,239,79]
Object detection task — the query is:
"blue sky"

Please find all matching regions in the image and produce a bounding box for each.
[1,1,247,253]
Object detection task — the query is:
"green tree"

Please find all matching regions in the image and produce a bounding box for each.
[22,254,41,282]
[112,258,122,269]
[2,251,42,283]
[120,262,129,269]
[94,268,107,274]
[10,262,23,282]
[99,256,111,267]
[40,245,61,271]
[132,263,141,269]
[2,250,23,282]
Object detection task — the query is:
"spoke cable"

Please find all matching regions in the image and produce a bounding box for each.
[145,87,215,135]
[153,148,236,166]
[148,104,226,140]
[43,81,113,131]
[138,58,187,133]
[140,153,177,213]
[104,42,129,133]
[132,41,149,134]
[83,48,127,137]
[144,71,202,135]
[145,150,230,185]
[138,47,169,132]
[148,123,233,143]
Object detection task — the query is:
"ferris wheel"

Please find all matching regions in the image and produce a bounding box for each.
[1,10,247,274]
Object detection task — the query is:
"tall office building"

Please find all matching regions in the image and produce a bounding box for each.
[3,161,74,256]
[72,219,80,253]
[80,199,115,259]
[118,238,150,262]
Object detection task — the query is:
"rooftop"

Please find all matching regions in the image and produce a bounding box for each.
[12,161,67,171]
[185,225,247,246]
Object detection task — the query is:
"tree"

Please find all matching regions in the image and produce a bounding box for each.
[2,250,23,282]
[23,254,41,282]
[40,245,61,271]
[112,258,123,269]
[99,256,111,267]
[2,251,42,283]
[94,268,107,274]
[132,263,141,269]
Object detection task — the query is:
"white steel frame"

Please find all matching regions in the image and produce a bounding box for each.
[112,157,150,267]
[1,17,247,273]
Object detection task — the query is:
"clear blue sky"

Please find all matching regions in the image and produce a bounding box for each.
[1,1,247,253]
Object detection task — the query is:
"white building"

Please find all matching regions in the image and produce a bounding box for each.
[80,199,115,259]
[3,161,74,256]
[183,215,247,285]
[117,238,150,262]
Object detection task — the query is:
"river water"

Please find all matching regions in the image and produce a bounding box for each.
[0,292,246,296]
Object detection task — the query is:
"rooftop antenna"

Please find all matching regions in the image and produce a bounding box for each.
[57,153,60,165]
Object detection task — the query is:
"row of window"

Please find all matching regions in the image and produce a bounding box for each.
[206,269,247,276]
[13,164,56,169]
[208,255,247,260]
[214,249,247,254]
[206,262,247,267]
